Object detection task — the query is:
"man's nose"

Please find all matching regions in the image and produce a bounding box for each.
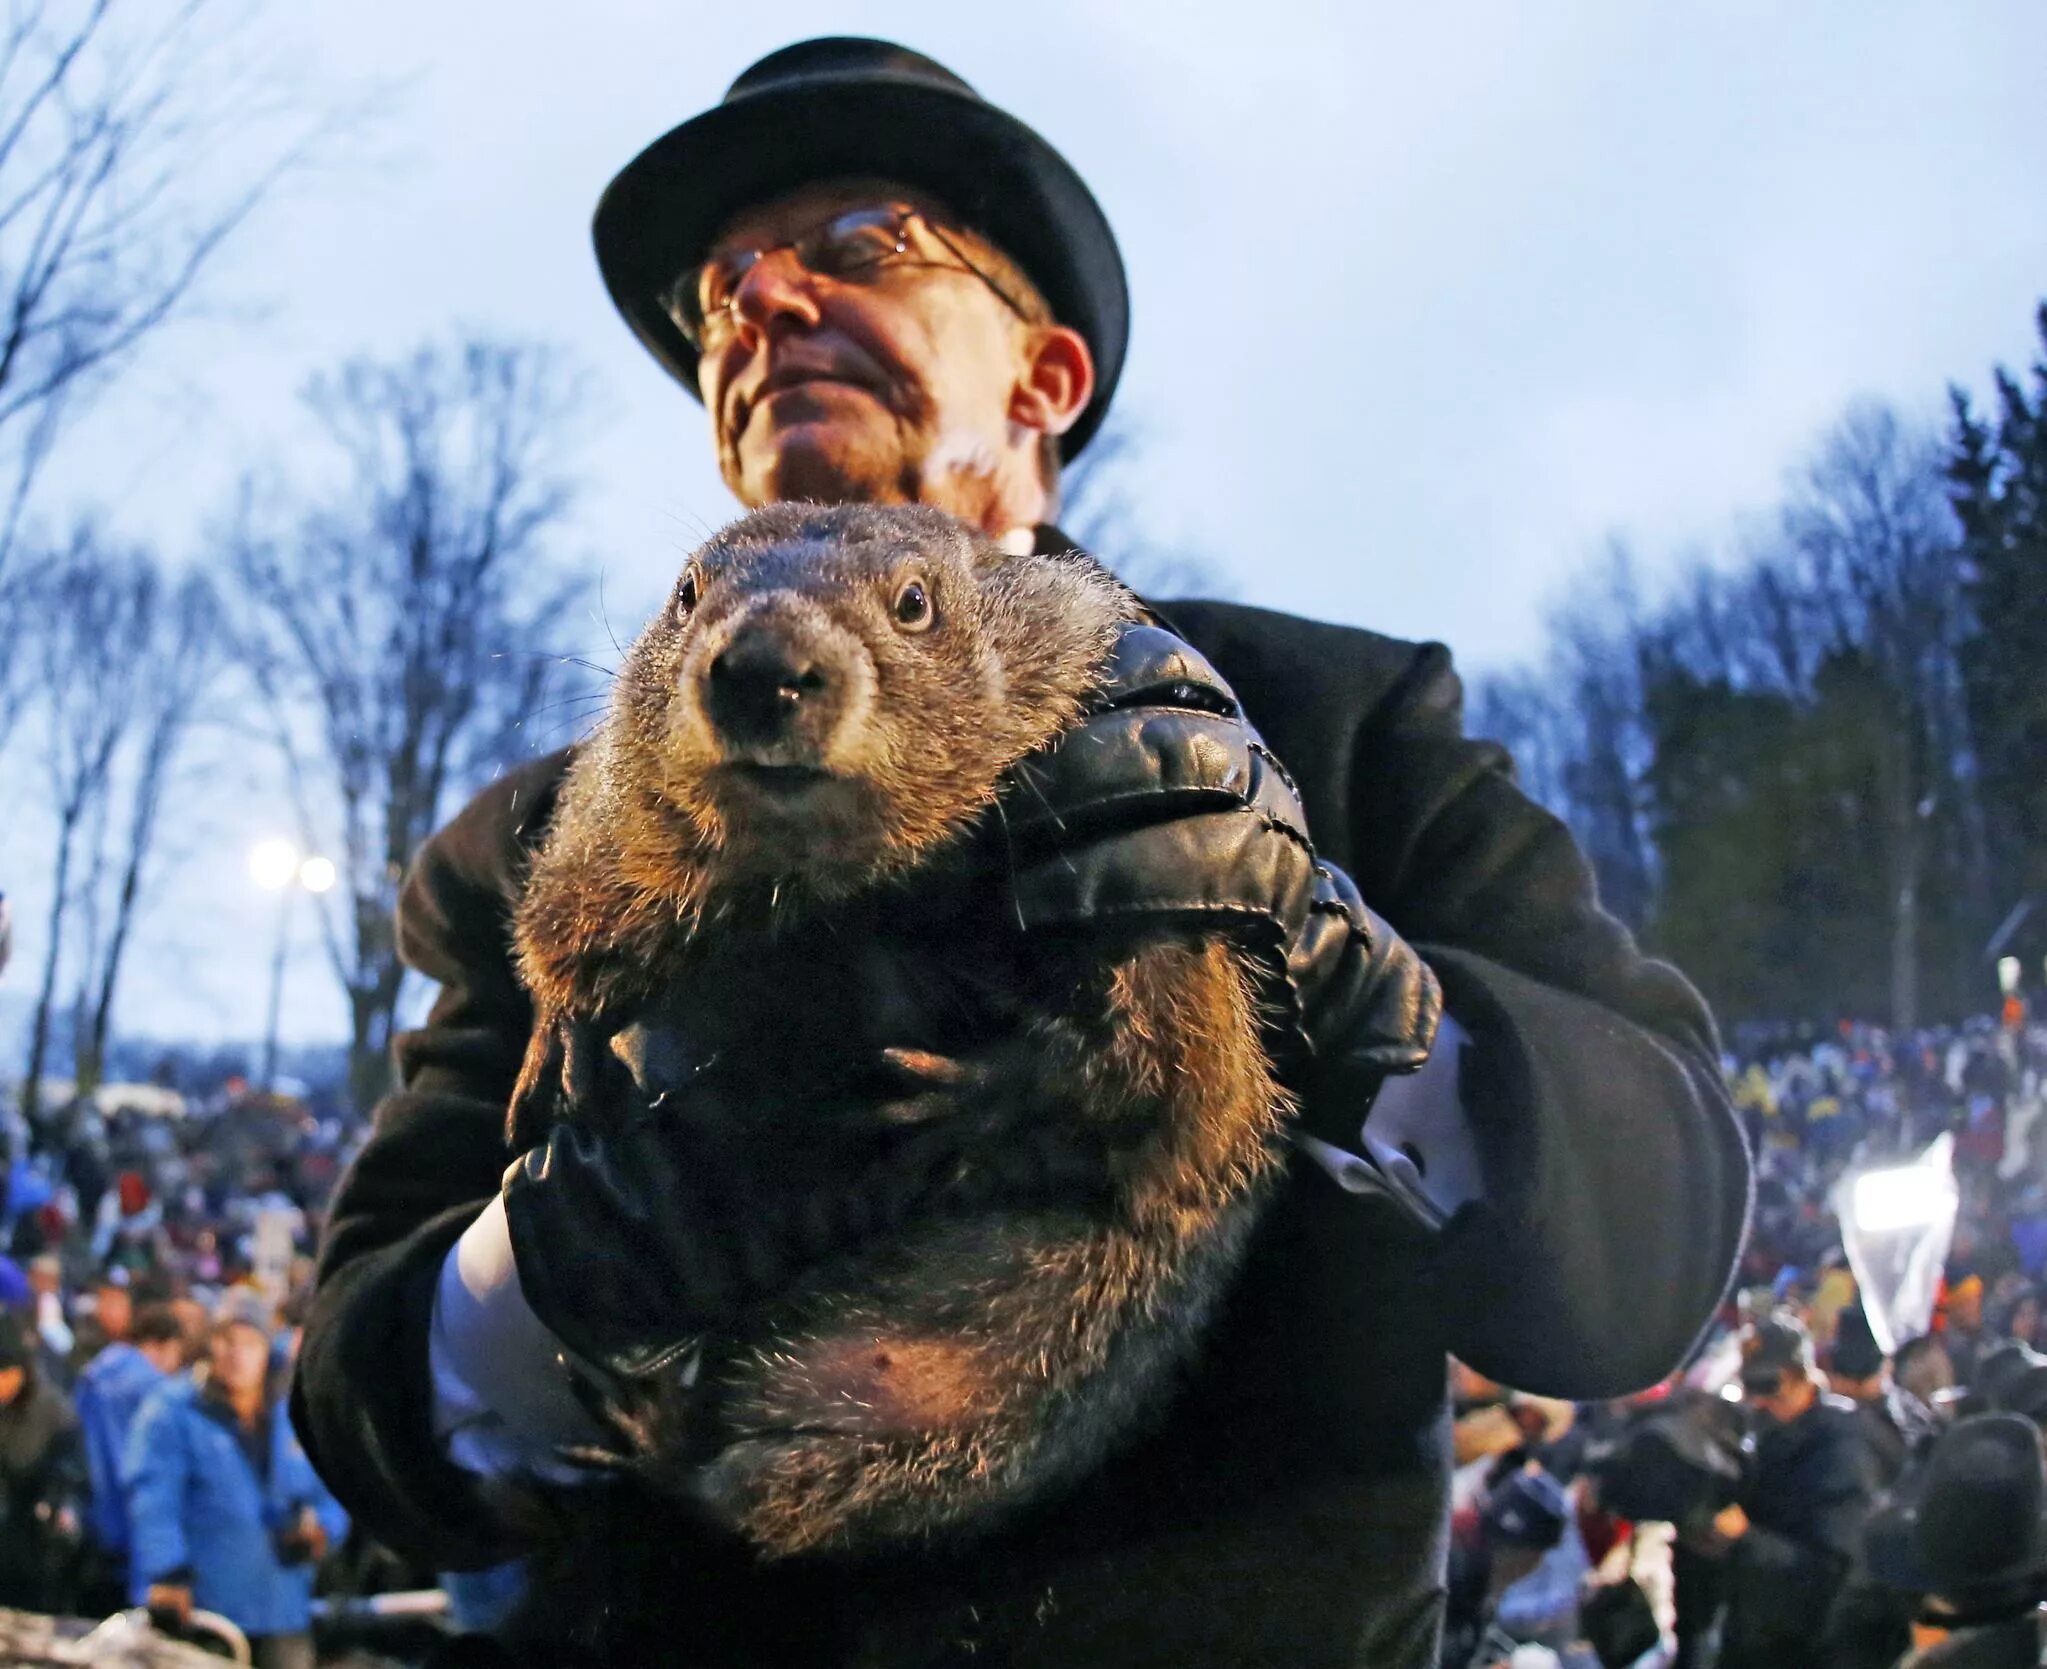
[728,248,825,350]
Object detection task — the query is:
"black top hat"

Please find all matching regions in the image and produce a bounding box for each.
[593,38,1129,458]
[1874,1414,2047,1598]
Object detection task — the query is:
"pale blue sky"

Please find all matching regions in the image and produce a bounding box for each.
[6,1,2047,1049]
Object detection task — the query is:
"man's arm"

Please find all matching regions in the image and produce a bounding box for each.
[121,1394,192,1601]
[1347,641,1751,1398]
[290,753,569,1570]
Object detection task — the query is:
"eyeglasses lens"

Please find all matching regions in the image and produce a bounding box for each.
[677,208,911,347]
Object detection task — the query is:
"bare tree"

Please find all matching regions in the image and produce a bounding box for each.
[1774,402,1968,1029]
[1059,421,1227,598]
[1540,544,1659,928]
[1468,667,1572,817]
[0,0,327,592]
[67,568,222,1090]
[234,337,586,1114]
[17,527,158,1124]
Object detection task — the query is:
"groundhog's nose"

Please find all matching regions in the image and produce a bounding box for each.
[706,629,832,746]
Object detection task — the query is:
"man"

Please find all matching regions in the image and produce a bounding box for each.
[293,38,1750,1667]
[75,1303,187,1601]
[89,1275,131,1349]
[25,1253,71,1362]
[1699,1314,1880,1669]
[126,1294,346,1669]
[1946,1276,1993,1387]
[0,1312,83,1611]
[1832,1303,1940,1487]
[1824,1305,1944,1669]
[1886,1415,2047,1669]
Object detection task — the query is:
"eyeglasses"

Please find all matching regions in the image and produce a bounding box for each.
[663,204,1034,351]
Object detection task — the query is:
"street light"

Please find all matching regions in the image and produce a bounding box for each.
[249,839,334,1094]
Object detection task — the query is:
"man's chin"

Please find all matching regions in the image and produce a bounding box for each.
[741,428,911,508]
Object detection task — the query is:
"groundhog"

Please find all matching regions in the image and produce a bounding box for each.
[505,502,1290,1575]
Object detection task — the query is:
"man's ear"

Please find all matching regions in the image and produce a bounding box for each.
[1009,324,1095,441]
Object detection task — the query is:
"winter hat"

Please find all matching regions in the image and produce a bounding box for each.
[1482,1468,1570,1551]
[1832,1304,1887,1381]
[1741,1312,1819,1394]
[1960,1342,2047,1420]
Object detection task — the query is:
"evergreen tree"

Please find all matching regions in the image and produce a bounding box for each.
[1949,305,2047,905]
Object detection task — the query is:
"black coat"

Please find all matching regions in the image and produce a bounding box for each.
[1719,1394,1880,1669]
[291,579,1751,1668]
[0,1375,83,1612]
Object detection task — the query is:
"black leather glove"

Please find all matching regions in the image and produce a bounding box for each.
[503,1110,776,1380]
[1001,622,1442,1116]
[503,1068,1117,1381]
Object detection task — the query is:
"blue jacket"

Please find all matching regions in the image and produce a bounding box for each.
[75,1343,165,1555]
[122,1376,347,1636]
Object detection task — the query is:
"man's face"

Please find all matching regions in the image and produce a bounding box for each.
[688,177,1083,525]
[138,1337,185,1376]
[0,1367,20,1406]
[97,1286,132,1341]
[1744,1367,1815,1426]
[209,1323,270,1399]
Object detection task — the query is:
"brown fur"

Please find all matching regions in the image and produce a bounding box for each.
[508,503,1288,1561]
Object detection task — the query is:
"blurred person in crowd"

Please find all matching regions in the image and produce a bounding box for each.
[1959,1343,2047,1430]
[1823,1315,1947,1669]
[93,1274,132,1344]
[167,1295,210,1365]
[25,1253,71,1362]
[1901,1334,1961,1409]
[1882,1414,2047,1668]
[1831,1305,1941,1486]
[1440,1466,1572,1669]
[0,1312,84,1611]
[1945,1277,1993,1386]
[91,1170,162,1269]
[124,1292,345,1669]
[1688,1313,1880,1669]
[75,1303,188,1607]
[1997,1285,2045,1355]
[0,1252,27,1314]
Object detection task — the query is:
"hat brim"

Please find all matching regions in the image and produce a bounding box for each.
[593,79,1128,459]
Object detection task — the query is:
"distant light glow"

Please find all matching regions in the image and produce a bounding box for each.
[1999,956,2022,995]
[248,839,300,891]
[298,855,337,894]
[1849,1162,1960,1235]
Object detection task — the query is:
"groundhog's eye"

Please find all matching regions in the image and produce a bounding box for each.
[675,566,702,622]
[891,576,934,633]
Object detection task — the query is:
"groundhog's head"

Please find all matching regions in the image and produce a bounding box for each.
[600,503,1137,901]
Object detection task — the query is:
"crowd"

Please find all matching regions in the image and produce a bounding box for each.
[0,1009,2041,1667]
[0,1078,368,1666]
[1444,1008,2047,1669]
